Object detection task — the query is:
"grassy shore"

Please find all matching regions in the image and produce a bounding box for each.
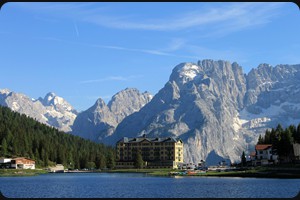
[172,165,300,179]
[105,168,173,176]
[0,169,48,177]
[106,165,300,178]
[1,165,299,178]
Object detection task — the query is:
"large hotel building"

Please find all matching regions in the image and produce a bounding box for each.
[116,135,184,169]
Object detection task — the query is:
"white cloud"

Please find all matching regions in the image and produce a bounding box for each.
[84,3,284,33]
[14,2,285,34]
[80,75,143,84]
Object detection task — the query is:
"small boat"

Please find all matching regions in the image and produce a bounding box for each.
[187,170,206,175]
[169,171,179,175]
[187,170,197,175]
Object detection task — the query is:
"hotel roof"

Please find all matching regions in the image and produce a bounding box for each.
[117,136,182,144]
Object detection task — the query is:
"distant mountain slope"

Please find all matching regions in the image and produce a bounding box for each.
[71,88,152,142]
[0,89,77,132]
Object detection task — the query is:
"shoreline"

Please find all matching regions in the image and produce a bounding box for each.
[1,166,300,179]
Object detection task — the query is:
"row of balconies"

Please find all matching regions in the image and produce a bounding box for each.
[117,147,182,152]
[118,156,176,161]
[118,142,182,147]
[119,151,177,155]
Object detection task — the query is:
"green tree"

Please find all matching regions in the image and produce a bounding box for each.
[106,150,115,169]
[241,151,247,167]
[294,124,300,143]
[67,152,74,169]
[278,129,293,162]
[257,135,264,144]
[134,150,144,169]
[86,161,96,170]
[96,154,106,169]
[0,105,115,169]
[1,138,8,156]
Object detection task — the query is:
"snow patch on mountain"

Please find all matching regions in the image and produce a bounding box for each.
[0,89,77,132]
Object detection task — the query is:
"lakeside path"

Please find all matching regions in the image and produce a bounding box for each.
[104,166,300,179]
[1,166,300,179]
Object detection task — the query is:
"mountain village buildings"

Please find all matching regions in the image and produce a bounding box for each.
[116,135,184,169]
[0,157,35,169]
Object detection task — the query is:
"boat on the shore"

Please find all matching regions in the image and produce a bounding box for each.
[169,170,206,176]
[187,170,206,175]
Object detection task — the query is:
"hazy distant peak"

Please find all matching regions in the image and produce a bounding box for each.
[0,88,11,95]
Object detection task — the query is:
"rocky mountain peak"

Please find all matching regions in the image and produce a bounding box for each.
[0,90,77,132]
[0,88,11,95]
[107,87,153,123]
[93,98,107,108]
[71,88,153,142]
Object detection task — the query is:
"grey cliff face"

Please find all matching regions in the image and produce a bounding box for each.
[108,88,153,124]
[0,89,77,132]
[71,88,153,142]
[112,60,248,164]
[110,60,300,165]
[240,64,300,137]
[71,98,117,142]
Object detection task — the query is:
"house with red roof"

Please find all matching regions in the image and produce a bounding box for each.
[253,144,278,166]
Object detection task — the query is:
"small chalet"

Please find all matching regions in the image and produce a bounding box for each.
[10,157,36,169]
[0,157,35,169]
[253,144,278,166]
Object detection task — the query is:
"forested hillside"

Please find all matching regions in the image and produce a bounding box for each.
[0,106,115,169]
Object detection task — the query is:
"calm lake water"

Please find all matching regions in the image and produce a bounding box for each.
[0,173,300,198]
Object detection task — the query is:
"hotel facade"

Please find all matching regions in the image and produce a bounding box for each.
[116,135,184,169]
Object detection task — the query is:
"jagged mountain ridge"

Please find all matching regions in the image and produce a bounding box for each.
[0,90,77,132]
[109,60,300,165]
[71,88,153,142]
[1,60,299,165]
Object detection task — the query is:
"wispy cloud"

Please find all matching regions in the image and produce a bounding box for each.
[37,36,196,59]
[15,2,285,34]
[73,21,79,37]
[80,75,143,84]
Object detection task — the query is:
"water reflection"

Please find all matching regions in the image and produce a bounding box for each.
[0,173,299,198]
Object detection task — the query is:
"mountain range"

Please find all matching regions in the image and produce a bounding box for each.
[1,59,299,165]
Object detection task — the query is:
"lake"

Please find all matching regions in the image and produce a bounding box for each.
[0,173,300,198]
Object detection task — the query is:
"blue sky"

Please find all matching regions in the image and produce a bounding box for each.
[0,2,299,111]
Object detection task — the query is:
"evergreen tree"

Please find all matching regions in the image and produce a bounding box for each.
[1,138,7,156]
[294,124,300,143]
[0,105,115,168]
[86,162,96,170]
[257,135,264,144]
[134,150,144,169]
[278,129,293,161]
[241,151,247,167]
[106,150,115,169]
[276,124,284,133]
[96,154,106,169]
